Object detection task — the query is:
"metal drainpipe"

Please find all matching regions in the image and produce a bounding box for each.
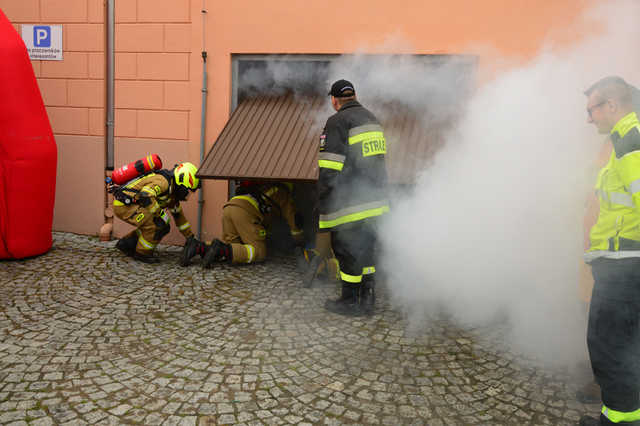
[100,0,115,241]
[106,0,115,170]
[197,2,208,240]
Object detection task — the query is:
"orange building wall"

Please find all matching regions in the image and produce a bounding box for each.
[196,0,593,243]
[1,0,593,244]
[0,0,196,243]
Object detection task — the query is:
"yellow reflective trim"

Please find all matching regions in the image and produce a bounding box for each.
[125,173,155,188]
[319,205,390,229]
[611,112,639,139]
[349,130,384,145]
[362,137,386,157]
[318,159,344,171]
[362,266,375,275]
[178,222,190,231]
[319,152,345,163]
[245,244,255,263]
[602,405,640,423]
[136,232,155,249]
[349,124,383,137]
[340,270,362,283]
[141,187,156,195]
[304,248,319,262]
[232,195,259,212]
[265,186,278,197]
[291,229,303,235]
[113,200,124,206]
[135,213,145,223]
[147,154,155,169]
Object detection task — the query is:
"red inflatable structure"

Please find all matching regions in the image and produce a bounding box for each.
[0,10,57,259]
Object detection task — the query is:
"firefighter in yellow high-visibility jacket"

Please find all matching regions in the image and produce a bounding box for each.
[579,77,640,426]
[112,162,200,263]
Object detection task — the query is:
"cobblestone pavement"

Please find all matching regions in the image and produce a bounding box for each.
[0,232,600,425]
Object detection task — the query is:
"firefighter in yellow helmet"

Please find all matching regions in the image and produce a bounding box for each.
[579,77,640,426]
[112,162,200,263]
[181,181,303,267]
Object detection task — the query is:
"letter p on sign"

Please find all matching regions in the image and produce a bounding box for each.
[33,26,51,47]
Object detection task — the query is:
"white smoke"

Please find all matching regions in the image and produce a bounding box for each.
[232,0,640,366]
[239,59,329,98]
[345,0,639,366]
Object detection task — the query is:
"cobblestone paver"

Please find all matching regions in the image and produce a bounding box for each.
[0,232,599,425]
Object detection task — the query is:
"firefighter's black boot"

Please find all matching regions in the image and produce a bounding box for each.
[361,276,376,315]
[324,282,365,316]
[115,233,138,257]
[180,236,206,267]
[202,239,232,269]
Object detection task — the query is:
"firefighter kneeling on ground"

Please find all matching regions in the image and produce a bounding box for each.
[180,181,303,268]
[111,162,200,263]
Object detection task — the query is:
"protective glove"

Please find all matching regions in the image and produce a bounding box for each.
[136,192,152,207]
[202,239,233,269]
[180,236,205,267]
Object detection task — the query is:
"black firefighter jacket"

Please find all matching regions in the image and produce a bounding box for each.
[317,100,389,230]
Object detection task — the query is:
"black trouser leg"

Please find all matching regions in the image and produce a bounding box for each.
[332,221,376,286]
[326,221,377,316]
[588,259,640,423]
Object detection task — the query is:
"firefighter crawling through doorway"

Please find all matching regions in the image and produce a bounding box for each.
[107,155,201,263]
[180,180,304,268]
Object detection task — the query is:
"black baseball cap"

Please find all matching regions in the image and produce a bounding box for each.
[328,79,356,98]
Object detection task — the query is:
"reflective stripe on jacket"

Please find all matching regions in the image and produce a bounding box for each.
[585,112,640,262]
[318,101,389,229]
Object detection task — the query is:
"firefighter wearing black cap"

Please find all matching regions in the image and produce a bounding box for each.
[317,79,389,316]
[112,162,200,263]
[580,76,640,426]
[181,181,303,267]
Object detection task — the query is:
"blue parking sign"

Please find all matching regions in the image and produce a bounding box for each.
[21,24,63,60]
[33,26,51,47]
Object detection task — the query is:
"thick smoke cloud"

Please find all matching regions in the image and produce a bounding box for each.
[363,0,640,366]
[233,0,639,366]
[239,59,329,98]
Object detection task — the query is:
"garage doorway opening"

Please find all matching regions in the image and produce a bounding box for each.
[199,53,477,253]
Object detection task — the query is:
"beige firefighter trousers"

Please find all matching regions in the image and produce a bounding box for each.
[222,205,267,264]
[113,203,169,255]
